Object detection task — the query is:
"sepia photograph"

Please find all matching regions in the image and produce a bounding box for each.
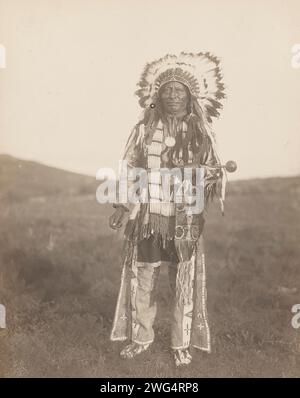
[0,0,300,383]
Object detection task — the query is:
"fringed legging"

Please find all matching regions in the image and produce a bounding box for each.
[131,237,195,349]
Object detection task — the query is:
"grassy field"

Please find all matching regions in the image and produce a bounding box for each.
[0,154,299,377]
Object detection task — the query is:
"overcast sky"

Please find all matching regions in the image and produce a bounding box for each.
[0,0,300,180]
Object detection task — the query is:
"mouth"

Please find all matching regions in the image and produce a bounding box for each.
[166,102,181,106]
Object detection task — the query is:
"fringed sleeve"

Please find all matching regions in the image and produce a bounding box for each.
[115,123,146,212]
[196,134,224,209]
[123,123,146,167]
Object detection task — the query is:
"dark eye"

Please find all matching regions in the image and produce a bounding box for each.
[162,88,171,95]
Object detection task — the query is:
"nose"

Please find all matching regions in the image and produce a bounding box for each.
[169,86,177,98]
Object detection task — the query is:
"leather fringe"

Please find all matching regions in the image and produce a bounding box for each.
[175,259,194,306]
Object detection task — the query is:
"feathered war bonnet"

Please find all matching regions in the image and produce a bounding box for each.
[132,52,227,213]
[135,52,225,123]
[133,52,226,159]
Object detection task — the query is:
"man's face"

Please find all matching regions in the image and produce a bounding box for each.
[159,81,189,115]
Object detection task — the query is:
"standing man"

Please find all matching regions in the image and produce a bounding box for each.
[109,52,227,366]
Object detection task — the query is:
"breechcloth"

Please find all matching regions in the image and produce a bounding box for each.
[137,236,179,265]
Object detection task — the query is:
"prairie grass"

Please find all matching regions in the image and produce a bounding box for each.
[0,155,299,377]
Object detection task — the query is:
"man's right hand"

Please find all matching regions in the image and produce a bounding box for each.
[109,207,127,230]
